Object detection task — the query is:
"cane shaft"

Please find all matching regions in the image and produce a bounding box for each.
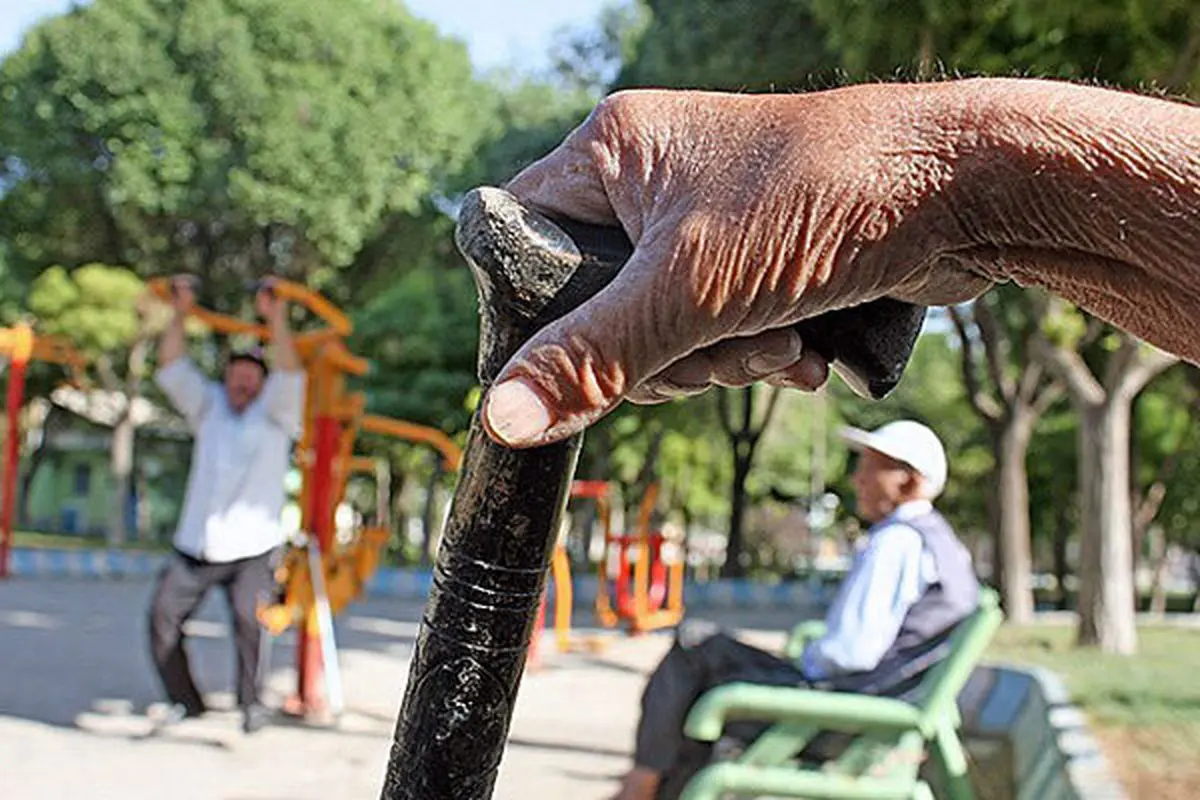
[380,426,581,799]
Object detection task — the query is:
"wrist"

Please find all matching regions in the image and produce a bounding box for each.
[922,78,1198,254]
[915,77,1200,361]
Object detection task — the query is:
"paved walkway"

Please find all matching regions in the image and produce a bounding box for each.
[0,577,796,800]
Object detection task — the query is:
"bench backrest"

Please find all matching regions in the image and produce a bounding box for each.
[913,587,1004,733]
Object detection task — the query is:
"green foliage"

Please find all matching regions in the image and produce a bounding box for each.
[1039,302,1089,350]
[1026,407,1079,547]
[0,246,29,326]
[0,0,488,292]
[1135,368,1200,548]
[809,0,1200,89]
[547,2,651,96]
[350,264,479,436]
[450,77,596,192]
[29,264,144,356]
[579,392,732,528]
[617,0,832,91]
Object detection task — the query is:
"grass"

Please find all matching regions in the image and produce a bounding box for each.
[988,623,1200,799]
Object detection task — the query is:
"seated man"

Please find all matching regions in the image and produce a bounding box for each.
[612,420,980,800]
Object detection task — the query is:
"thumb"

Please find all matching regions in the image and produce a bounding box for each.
[480,242,709,448]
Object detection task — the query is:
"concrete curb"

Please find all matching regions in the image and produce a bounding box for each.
[7,547,836,611]
[961,662,1129,800]
[1028,665,1129,800]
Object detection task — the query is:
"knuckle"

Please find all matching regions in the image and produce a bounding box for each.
[514,331,629,414]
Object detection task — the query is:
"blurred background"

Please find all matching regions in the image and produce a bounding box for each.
[0,1,1198,796]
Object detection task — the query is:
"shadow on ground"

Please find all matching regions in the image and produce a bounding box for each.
[0,576,423,731]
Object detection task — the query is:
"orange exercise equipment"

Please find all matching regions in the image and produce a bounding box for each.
[0,324,87,578]
[595,482,686,634]
[527,481,614,670]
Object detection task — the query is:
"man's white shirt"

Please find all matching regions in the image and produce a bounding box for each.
[156,358,305,563]
[801,500,940,679]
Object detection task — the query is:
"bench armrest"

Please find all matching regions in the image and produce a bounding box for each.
[784,620,827,660]
[684,682,922,742]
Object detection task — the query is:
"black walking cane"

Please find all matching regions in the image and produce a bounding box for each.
[379,186,928,800]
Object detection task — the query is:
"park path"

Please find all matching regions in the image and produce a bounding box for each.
[0,577,744,799]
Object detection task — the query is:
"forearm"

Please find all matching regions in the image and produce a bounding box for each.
[268,310,300,372]
[926,78,1200,361]
[158,312,187,367]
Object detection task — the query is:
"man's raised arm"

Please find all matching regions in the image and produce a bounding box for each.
[257,280,305,438]
[154,276,213,429]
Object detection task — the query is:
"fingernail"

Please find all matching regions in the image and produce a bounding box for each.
[746,353,790,376]
[485,379,552,446]
[746,330,803,376]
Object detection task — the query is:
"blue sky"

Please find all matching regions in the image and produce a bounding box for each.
[0,0,611,71]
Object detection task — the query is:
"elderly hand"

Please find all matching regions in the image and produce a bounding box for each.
[480,78,1200,449]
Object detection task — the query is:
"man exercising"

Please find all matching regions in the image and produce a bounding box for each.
[147,275,305,734]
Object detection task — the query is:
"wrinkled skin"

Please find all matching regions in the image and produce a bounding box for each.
[481,77,1200,449]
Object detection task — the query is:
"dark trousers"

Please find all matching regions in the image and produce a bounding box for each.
[148,548,275,714]
[636,624,811,798]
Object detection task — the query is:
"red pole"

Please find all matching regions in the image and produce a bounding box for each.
[295,414,340,715]
[0,325,32,580]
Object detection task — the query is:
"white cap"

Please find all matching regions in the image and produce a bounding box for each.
[839,420,948,499]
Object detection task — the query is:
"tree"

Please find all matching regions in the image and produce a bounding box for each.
[1032,307,1179,654]
[1130,367,1200,612]
[1026,408,1080,609]
[350,264,479,437]
[450,78,596,195]
[546,2,650,97]
[947,288,1062,624]
[28,263,149,544]
[716,385,784,577]
[616,0,831,91]
[0,0,488,297]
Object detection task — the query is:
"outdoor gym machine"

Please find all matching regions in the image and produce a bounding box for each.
[0,323,87,578]
[527,480,615,670]
[527,478,685,670]
[147,276,463,720]
[379,186,928,799]
[594,481,686,635]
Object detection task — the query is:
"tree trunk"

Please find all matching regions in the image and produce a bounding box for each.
[18,404,66,527]
[108,413,135,546]
[994,413,1036,624]
[1052,507,1071,611]
[1147,528,1168,615]
[1076,401,1138,654]
[715,386,780,579]
[108,341,147,547]
[389,469,407,564]
[722,439,753,578]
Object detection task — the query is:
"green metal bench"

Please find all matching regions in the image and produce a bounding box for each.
[680,588,1004,800]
